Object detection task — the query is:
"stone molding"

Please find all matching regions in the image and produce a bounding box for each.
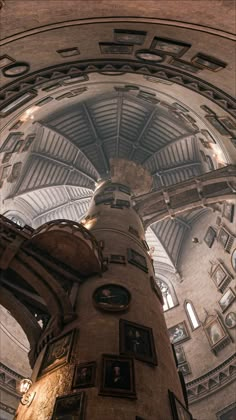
[187,352,236,404]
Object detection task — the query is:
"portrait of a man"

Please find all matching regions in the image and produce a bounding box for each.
[72,362,96,389]
[52,392,84,420]
[100,354,136,398]
[120,319,157,365]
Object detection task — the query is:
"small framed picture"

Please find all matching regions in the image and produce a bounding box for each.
[99,354,136,399]
[178,362,191,376]
[204,315,229,352]
[224,312,236,329]
[169,58,201,74]
[231,248,236,272]
[93,284,131,312]
[114,29,146,45]
[38,330,75,378]
[218,116,236,137]
[168,390,193,420]
[72,362,96,389]
[52,392,85,420]
[211,263,229,289]
[204,226,216,248]
[222,202,234,223]
[217,226,230,249]
[191,53,227,72]
[218,288,236,313]
[99,43,133,54]
[150,276,164,304]
[168,321,190,345]
[150,37,191,57]
[216,402,236,420]
[175,345,186,366]
[127,248,148,272]
[120,319,157,365]
[205,116,231,136]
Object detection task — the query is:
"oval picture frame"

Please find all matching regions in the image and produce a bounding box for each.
[93,284,131,312]
[224,312,236,329]
[231,248,236,273]
[3,62,30,78]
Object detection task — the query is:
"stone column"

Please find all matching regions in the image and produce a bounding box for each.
[15,161,185,420]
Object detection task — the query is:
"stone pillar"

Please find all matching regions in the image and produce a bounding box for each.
[15,161,186,420]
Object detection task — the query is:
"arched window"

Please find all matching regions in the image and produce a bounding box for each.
[157,279,178,312]
[185,300,200,330]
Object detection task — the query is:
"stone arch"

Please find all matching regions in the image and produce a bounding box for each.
[0,287,41,364]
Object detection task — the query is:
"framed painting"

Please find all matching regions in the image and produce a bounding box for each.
[93,284,131,312]
[205,116,231,136]
[150,276,164,305]
[204,227,216,248]
[114,29,146,45]
[231,248,236,272]
[127,248,148,272]
[72,362,96,389]
[168,321,190,345]
[217,227,230,249]
[204,317,227,347]
[109,254,126,264]
[99,43,133,54]
[218,288,236,313]
[38,330,75,378]
[52,392,85,420]
[169,58,201,74]
[151,37,191,57]
[191,53,226,71]
[168,390,193,420]
[175,345,186,366]
[222,202,234,223]
[211,263,229,289]
[224,312,236,329]
[99,354,136,399]
[218,116,236,137]
[178,362,191,376]
[120,319,157,365]
[216,402,236,420]
[0,133,23,153]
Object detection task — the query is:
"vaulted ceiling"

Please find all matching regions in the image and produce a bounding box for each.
[0,0,235,274]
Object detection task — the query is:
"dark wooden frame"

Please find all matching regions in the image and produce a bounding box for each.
[204,315,229,350]
[218,116,236,137]
[178,362,192,376]
[224,312,236,329]
[218,287,236,313]
[151,37,191,57]
[211,261,232,293]
[168,321,190,345]
[0,91,37,117]
[0,54,15,69]
[204,226,216,248]
[2,62,30,78]
[119,319,157,365]
[99,354,136,399]
[38,330,75,378]
[168,390,193,420]
[72,361,96,389]
[169,57,201,74]
[175,345,186,366]
[222,202,234,222]
[99,43,134,54]
[127,248,148,272]
[231,248,236,272]
[150,276,164,305]
[205,115,231,136]
[114,29,147,45]
[92,284,131,312]
[51,391,85,420]
[216,401,236,420]
[217,226,231,249]
[191,53,227,72]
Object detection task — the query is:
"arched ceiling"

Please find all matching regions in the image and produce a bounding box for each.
[0,0,235,272]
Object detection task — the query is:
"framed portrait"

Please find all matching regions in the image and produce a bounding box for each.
[218,288,236,313]
[205,116,230,136]
[127,248,148,272]
[231,248,236,272]
[99,43,133,54]
[211,262,231,291]
[99,354,136,399]
[168,321,190,345]
[151,37,191,57]
[93,284,131,312]
[204,227,216,248]
[222,202,234,223]
[169,58,201,74]
[218,117,236,137]
[168,390,193,420]
[175,346,186,366]
[72,362,96,389]
[38,330,75,378]
[224,312,236,329]
[216,402,236,420]
[52,392,85,420]
[150,276,164,305]
[191,53,226,72]
[120,319,157,365]
[178,362,191,376]
[204,317,227,347]
[217,226,231,249]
